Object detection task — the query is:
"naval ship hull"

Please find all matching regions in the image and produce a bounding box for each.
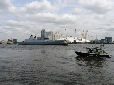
[18,40,68,46]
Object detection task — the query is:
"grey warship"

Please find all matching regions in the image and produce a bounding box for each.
[18,29,68,45]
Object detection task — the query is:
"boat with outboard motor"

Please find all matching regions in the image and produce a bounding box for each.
[75,46,111,58]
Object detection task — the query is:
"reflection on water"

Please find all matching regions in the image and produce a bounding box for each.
[75,55,114,85]
[0,44,114,85]
[76,56,106,67]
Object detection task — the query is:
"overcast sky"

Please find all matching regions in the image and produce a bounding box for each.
[0,0,114,41]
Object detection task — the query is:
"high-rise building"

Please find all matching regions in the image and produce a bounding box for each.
[41,29,46,38]
[46,31,54,40]
[41,29,62,40]
[41,29,54,40]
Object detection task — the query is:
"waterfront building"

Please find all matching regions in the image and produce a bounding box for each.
[13,39,17,44]
[45,31,54,40]
[57,36,90,43]
[105,37,112,42]
[41,29,62,40]
[41,29,54,40]
[99,37,112,43]
[7,39,14,44]
[41,29,46,38]
[0,40,6,44]
[54,32,61,40]
[100,39,105,43]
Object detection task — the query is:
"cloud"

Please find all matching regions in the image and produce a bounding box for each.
[1,20,43,41]
[73,7,91,15]
[0,0,15,13]
[78,0,114,14]
[24,13,77,25]
[18,0,58,14]
[2,12,77,41]
[0,0,114,41]
[0,0,11,10]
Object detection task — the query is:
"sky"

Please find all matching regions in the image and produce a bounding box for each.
[0,0,114,41]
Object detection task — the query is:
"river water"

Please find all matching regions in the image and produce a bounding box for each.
[0,44,114,85]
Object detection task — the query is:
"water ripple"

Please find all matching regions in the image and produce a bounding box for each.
[0,44,114,85]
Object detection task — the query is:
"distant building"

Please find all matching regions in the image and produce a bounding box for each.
[46,31,54,40]
[100,39,105,43]
[99,37,112,43]
[54,32,61,40]
[40,29,62,40]
[41,29,46,38]
[0,40,6,44]
[13,39,17,43]
[57,36,90,43]
[7,39,14,44]
[94,39,99,43]
[105,37,112,42]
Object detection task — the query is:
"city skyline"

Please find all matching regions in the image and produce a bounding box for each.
[0,0,114,41]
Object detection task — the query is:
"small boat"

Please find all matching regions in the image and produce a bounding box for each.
[75,47,111,58]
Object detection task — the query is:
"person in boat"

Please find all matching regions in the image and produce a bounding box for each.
[102,49,106,54]
[95,47,104,55]
[86,47,93,53]
[86,47,102,54]
[94,47,98,54]
[89,48,93,53]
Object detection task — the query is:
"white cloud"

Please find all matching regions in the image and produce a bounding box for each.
[25,13,77,25]
[0,0,16,13]
[0,0,11,10]
[0,0,114,41]
[78,0,114,14]
[26,0,56,10]
[18,0,58,14]
[2,20,43,41]
[73,7,91,15]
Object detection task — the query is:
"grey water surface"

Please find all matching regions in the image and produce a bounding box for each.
[0,44,114,85]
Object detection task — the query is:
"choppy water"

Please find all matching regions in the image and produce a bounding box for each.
[0,44,114,85]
